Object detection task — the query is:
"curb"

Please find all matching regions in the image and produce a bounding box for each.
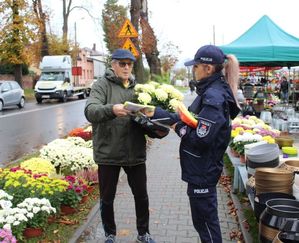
[68,202,100,243]
[223,166,254,243]
[68,169,126,243]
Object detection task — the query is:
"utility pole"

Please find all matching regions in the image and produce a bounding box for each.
[74,22,78,86]
[213,25,215,45]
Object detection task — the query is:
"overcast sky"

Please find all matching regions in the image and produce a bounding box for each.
[48,0,299,66]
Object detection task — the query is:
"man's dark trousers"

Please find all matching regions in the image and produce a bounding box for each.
[98,164,149,236]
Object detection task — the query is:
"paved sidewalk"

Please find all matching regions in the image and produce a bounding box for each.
[74,94,242,243]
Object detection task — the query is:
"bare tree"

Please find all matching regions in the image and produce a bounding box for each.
[62,0,72,47]
[62,0,95,52]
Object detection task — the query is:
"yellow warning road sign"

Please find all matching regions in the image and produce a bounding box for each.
[118,19,138,38]
[122,38,139,57]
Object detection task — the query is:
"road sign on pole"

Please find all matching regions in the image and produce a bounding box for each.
[122,38,139,57]
[118,19,138,38]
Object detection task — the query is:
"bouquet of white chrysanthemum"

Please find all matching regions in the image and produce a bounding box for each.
[134,81,184,112]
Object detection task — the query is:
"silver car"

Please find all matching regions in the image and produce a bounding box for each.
[0,80,25,111]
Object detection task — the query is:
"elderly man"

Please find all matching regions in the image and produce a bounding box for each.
[84,49,156,243]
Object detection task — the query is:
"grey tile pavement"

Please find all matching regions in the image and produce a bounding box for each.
[72,93,242,243]
[74,132,241,243]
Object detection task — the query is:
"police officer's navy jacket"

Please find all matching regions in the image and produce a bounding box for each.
[153,72,240,188]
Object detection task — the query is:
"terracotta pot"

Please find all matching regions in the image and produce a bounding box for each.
[80,195,88,204]
[239,154,246,164]
[23,227,43,238]
[231,149,239,157]
[47,215,56,224]
[60,205,77,215]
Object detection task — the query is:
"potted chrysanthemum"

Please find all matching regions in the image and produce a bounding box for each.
[17,197,56,238]
[60,175,89,214]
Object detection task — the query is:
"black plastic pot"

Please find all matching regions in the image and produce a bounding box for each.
[254,193,295,221]
[259,199,299,243]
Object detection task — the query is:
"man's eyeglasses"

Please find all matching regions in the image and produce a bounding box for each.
[118,61,133,68]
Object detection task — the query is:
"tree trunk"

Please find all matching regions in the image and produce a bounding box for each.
[145,52,161,76]
[62,0,72,52]
[12,0,23,87]
[38,0,49,56]
[140,0,161,78]
[14,64,23,87]
[130,0,145,83]
[32,0,49,57]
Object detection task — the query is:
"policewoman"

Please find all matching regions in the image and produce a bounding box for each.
[146,45,241,242]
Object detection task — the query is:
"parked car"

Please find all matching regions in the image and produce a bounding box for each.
[0,80,25,111]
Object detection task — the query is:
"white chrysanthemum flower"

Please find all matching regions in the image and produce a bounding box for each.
[3,224,11,230]
[169,99,181,111]
[160,84,175,93]
[84,126,92,132]
[13,221,20,226]
[154,89,168,102]
[26,212,34,219]
[137,92,152,105]
[0,200,12,209]
[169,89,184,101]
[0,190,13,201]
[140,84,155,94]
[134,84,144,92]
[5,215,15,224]
[148,81,160,88]
[32,207,41,214]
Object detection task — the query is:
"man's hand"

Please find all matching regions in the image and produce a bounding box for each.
[170,123,177,130]
[140,107,155,117]
[113,104,130,117]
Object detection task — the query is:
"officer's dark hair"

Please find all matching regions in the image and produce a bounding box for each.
[214,64,224,73]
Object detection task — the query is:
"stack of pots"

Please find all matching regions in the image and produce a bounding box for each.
[259,199,299,243]
[294,174,299,200]
[255,168,294,195]
[279,160,299,200]
[275,136,294,149]
[246,143,280,177]
[280,159,299,173]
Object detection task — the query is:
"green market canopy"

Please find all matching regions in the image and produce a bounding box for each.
[220,15,299,67]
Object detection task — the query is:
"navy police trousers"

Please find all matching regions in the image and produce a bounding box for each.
[187,183,222,243]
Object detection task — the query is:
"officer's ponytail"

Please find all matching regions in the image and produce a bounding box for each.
[224,54,241,108]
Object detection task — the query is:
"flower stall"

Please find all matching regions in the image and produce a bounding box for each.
[228,113,299,242]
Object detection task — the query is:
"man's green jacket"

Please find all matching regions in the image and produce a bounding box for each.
[84,68,147,166]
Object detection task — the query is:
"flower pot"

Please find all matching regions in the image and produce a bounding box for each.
[80,195,88,204]
[259,199,299,243]
[275,136,294,149]
[61,205,77,215]
[47,215,56,224]
[231,149,239,157]
[254,192,295,222]
[239,154,246,164]
[23,227,43,238]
